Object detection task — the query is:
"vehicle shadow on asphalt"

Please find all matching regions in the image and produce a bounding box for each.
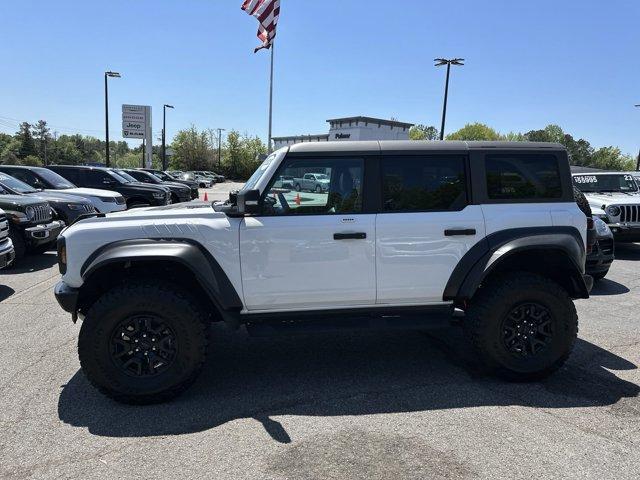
[2,253,58,275]
[590,279,630,296]
[614,243,640,261]
[57,325,639,443]
[0,285,15,302]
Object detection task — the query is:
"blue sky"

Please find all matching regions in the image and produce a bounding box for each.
[1,0,639,154]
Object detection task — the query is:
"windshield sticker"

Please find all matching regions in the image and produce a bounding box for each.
[574,176,597,184]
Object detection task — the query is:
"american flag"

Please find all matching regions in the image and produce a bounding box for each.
[241,0,280,52]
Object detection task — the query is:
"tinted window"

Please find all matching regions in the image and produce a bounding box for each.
[2,169,41,187]
[262,157,363,215]
[486,154,562,200]
[85,170,112,186]
[33,168,76,188]
[381,156,467,212]
[51,168,80,184]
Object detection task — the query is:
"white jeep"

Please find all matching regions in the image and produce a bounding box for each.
[54,141,590,404]
[572,172,640,242]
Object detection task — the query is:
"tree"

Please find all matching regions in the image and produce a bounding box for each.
[222,130,267,179]
[170,126,214,171]
[590,147,635,171]
[446,123,501,141]
[15,122,37,159]
[32,120,51,164]
[409,125,439,141]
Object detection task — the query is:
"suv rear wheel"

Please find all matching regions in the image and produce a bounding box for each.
[78,280,209,404]
[464,272,577,381]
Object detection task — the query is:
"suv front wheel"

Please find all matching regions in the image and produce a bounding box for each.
[78,280,209,404]
[464,272,578,381]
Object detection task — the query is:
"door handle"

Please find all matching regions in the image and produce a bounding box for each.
[334,232,367,240]
[444,228,476,236]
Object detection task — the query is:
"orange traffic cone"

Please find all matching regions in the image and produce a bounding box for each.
[295,193,301,205]
[203,192,209,201]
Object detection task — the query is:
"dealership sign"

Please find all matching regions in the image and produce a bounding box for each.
[122,104,149,138]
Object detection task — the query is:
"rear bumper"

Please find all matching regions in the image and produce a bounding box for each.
[0,238,15,268]
[54,281,79,315]
[24,220,65,245]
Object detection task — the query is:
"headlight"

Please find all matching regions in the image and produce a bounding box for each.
[606,205,621,217]
[594,217,611,236]
[67,204,85,211]
[25,206,35,220]
[152,192,165,199]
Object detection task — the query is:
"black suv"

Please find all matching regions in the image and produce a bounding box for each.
[122,169,192,203]
[140,169,199,199]
[0,172,95,225]
[0,188,64,259]
[47,165,171,209]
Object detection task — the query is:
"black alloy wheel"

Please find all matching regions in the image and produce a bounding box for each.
[501,302,553,357]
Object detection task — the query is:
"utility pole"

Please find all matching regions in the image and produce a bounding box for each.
[216,128,226,168]
[635,105,640,171]
[434,58,464,140]
[104,71,121,166]
[162,104,174,171]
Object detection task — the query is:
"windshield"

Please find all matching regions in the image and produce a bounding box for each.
[134,171,161,183]
[0,173,38,194]
[154,171,172,181]
[239,153,277,193]
[107,170,129,184]
[34,168,76,189]
[573,174,638,193]
[113,170,139,183]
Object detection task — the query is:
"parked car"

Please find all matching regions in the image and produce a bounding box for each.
[272,175,295,189]
[0,189,64,260]
[180,172,212,188]
[0,165,126,214]
[47,165,171,209]
[198,170,226,183]
[587,217,615,281]
[140,169,199,199]
[122,169,192,203]
[572,172,640,242]
[0,208,16,269]
[54,141,590,404]
[293,172,330,192]
[0,173,96,226]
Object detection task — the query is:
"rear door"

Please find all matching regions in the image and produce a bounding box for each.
[375,154,486,304]
[240,155,376,311]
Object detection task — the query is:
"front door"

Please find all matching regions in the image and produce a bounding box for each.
[240,156,375,311]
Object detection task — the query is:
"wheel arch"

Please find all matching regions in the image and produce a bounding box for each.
[444,227,590,302]
[77,239,243,326]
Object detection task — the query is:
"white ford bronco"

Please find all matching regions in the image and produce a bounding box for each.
[54,141,591,404]
[572,171,640,242]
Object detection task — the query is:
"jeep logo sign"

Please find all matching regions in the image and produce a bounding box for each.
[335,133,351,139]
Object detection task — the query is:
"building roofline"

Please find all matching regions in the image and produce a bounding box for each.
[326,116,414,129]
[272,134,329,141]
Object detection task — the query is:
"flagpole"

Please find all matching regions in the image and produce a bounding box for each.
[268,42,274,153]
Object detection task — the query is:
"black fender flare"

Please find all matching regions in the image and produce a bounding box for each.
[80,238,243,313]
[443,227,589,301]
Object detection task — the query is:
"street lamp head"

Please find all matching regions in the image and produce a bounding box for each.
[164,104,175,109]
[105,71,121,78]
[434,58,464,67]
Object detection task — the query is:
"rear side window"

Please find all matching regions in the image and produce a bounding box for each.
[52,168,79,184]
[381,156,467,212]
[486,154,562,200]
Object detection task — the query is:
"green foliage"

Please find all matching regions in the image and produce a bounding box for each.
[22,155,43,166]
[446,123,501,141]
[170,126,214,171]
[590,147,635,171]
[409,125,439,140]
[16,122,37,158]
[221,130,267,179]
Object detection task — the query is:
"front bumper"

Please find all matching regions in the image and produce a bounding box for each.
[0,238,15,268]
[24,220,65,246]
[608,224,640,242]
[586,238,615,275]
[54,281,79,319]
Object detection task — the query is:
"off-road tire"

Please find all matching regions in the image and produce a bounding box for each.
[8,227,26,261]
[315,185,322,193]
[78,280,209,404]
[464,272,578,381]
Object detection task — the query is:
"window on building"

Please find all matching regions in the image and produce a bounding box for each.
[486,154,562,200]
[381,156,467,212]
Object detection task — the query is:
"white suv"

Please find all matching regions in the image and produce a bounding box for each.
[54,141,590,404]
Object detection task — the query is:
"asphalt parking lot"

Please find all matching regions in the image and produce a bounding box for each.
[0,191,639,479]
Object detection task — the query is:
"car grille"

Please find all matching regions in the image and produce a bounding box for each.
[599,238,614,256]
[0,214,8,240]
[82,204,96,213]
[620,205,640,223]
[33,204,52,223]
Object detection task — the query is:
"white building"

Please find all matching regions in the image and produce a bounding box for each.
[272,116,414,150]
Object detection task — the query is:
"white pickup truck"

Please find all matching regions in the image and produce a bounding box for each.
[293,172,330,192]
[54,141,590,404]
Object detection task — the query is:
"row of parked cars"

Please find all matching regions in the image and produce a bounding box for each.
[573,171,640,282]
[168,170,226,188]
[0,165,212,267]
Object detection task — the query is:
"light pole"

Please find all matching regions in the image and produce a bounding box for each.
[104,71,121,167]
[216,128,226,168]
[434,58,464,140]
[162,104,174,171]
[635,104,640,171]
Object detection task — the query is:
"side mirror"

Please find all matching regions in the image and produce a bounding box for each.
[236,189,261,215]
